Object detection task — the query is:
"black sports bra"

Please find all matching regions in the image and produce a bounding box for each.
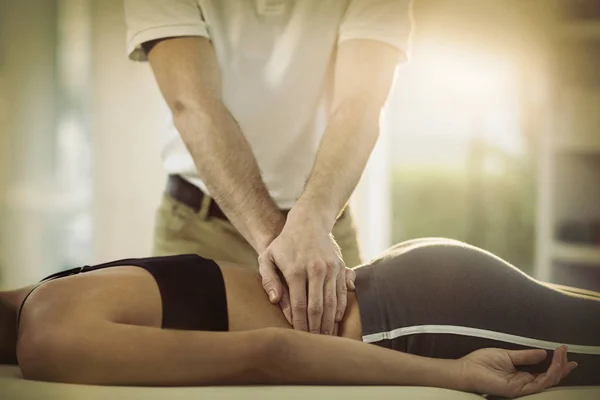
[17,254,229,332]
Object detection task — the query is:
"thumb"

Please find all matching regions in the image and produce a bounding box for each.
[508,349,548,366]
[258,252,284,303]
[345,267,357,291]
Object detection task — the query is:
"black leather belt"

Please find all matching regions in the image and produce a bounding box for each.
[166,174,298,221]
[166,174,346,222]
[166,175,230,219]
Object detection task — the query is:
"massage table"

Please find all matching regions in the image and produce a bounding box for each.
[1,365,599,400]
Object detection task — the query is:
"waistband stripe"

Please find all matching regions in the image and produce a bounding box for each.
[362,324,600,355]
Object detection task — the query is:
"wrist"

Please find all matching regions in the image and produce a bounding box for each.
[251,209,286,253]
[453,358,476,393]
[418,358,466,392]
[290,197,339,232]
[445,359,471,392]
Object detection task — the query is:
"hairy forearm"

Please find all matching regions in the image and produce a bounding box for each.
[174,102,285,252]
[295,97,381,229]
[146,37,285,253]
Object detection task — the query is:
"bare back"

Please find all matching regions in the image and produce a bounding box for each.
[19,262,362,340]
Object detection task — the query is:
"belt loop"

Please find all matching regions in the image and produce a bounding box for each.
[198,193,212,220]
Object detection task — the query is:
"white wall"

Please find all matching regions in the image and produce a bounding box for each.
[350,119,392,262]
[90,0,166,262]
[0,0,60,288]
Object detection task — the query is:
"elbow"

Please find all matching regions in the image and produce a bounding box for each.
[168,95,221,121]
[17,327,65,382]
[170,98,194,118]
[168,95,225,145]
[246,328,291,384]
[17,325,83,384]
[335,94,384,131]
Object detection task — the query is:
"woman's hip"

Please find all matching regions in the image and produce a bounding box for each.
[354,239,600,357]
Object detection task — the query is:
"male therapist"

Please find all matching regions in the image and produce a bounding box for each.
[125,0,412,336]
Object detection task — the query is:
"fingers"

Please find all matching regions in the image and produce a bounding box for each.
[321,272,337,335]
[306,261,326,333]
[508,348,547,366]
[548,346,576,385]
[540,346,565,387]
[564,361,578,379]
[278,284,293,326]
[288,269,309,332]
[552,346,577,383]
[335,266,348,323]
[520,346,576,396]
[346,267,356,291]
[321,257,345,334]
[258,252,283,303]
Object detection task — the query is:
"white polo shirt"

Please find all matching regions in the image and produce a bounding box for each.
[125,0,412,209]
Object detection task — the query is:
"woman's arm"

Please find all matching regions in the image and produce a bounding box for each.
[17,321,570,397]
[18,321,457,387]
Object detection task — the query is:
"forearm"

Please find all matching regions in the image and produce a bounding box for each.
[146,37,285,253]
[294,39,400,230]
[295,98,380,229]
[24,324,463,389]
[269,328,462,388]
[174,102,285,252]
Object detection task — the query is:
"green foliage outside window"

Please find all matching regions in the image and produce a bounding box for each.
[390,144,536,274]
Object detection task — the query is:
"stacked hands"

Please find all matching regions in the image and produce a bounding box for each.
[258,208,355,336]
[256,212,578,398]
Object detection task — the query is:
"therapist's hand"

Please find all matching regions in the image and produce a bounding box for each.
[258,211,355,335]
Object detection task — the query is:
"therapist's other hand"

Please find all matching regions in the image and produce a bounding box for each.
[258,213,353,335]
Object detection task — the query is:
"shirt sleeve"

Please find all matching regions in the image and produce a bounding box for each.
[124,0,209,62]
[338,0,414,62]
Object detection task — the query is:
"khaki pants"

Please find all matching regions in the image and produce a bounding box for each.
[153,193,362,268]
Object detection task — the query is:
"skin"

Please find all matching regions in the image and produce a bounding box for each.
[145,36,400,335]
[0,262,576,397]
[258,38,401,334]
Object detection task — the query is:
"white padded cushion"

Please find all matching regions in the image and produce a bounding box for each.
[1,365,599,399]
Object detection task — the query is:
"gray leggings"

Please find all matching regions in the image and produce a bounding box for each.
[354,238,600,386]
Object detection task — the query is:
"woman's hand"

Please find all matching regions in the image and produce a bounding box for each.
[458,345,577,398]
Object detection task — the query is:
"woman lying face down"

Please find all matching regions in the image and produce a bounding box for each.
[0,238,599,398]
